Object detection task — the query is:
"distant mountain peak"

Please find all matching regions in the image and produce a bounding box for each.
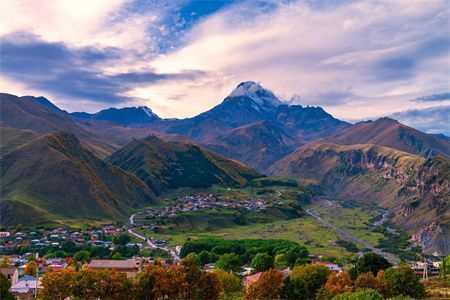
[227,81,282,110]
[71,105,160,125]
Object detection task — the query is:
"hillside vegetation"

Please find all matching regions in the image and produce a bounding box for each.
[270,141,449,254]
[107,135,262,195]
[0,132,155,226]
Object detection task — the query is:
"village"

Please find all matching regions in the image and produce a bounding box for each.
[0,221,447,298]
[133,194,273,225]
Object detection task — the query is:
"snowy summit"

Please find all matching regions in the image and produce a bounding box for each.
[228,81,282,111]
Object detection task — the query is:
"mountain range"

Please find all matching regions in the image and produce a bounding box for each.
[0,82,448,254]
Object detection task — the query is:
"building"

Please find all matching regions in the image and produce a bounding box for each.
[314,261,343,272]
[88,259,141,278]
[0,267,19,285]
[243,272,263,286]
[10,275,42,298]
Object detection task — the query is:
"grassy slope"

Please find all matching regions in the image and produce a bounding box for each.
[0,132,156,226]
[107,135,261,194]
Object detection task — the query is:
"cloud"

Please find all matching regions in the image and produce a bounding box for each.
[390,106,450,135]
[0,32,206,111]
[413,92,450,102]
[147,0,449,119]
[0,0,449,128]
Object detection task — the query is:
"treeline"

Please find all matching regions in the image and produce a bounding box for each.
[37,258,225,300]
[32,256,426,300]
[246,264,425,300]
[181,239,309,270]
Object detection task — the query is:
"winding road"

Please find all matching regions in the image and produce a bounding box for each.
[306,200,400,264]
[128,212,180,261]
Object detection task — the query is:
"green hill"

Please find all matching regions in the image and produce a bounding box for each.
[269,141,449,254]
[0,132,156,226]
[107,135,262,195]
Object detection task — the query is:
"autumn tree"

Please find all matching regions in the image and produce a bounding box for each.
[323,272,353,297]
[133,263,167,299]
[95,269,131,299]
[0,255,11,267]
[250,253,274,272]
[24,261,37,276]
[197,271,222,300]
[214,269,243,299]
[290,264,330,299]
[73,268,100,299]
[244,269,284,300]
[354,271,378,290]
[40,267,77,299]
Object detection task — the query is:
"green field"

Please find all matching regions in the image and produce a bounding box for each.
[133,185,401,259]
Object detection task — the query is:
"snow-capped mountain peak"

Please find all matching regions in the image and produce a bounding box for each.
[228,81,282,110]
[140,106,159,119]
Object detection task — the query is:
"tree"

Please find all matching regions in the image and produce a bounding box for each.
[186,253,200,266]
[214,269,243,299]
[332,289,384,300]
[113,234,131,246]
[250,253,274,272]
[24,261,37,276]
[215,253,242,273]
[74,250,90,262]
[197,271,222,300]
[0,256,11,267]
[94,269,131,299]
[0,272,14,300]
[275,254,289,270]
[111,252,123,260]
[133,263,166,299]
[73,268,99,299]
[323,272,353,297]
[290,264,330,299]
[355,253,392,276]
[354,272,378,290]
[245,269,284,300]
[40,267,76,299]
[383,265,426,299]
[280,276,308,300]
[198,250,215,266]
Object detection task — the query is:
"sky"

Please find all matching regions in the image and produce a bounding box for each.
[1,0,449,134]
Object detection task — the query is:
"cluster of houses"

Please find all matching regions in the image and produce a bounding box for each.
[135,194,273,227]
[0,226,124,253]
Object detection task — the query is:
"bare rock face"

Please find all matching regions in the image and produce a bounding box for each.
[270,142,450,254]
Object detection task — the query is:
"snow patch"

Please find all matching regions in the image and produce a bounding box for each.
[140,106,159,119]
[229,81,282,110]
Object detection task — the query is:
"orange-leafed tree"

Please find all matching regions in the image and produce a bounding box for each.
[24,261,37,276]
[354,271,378,290]
[323,272,353,297]
[197,271,222,300]
[245,269,284,300]
[40,267,76,299]
[94,269,131,299]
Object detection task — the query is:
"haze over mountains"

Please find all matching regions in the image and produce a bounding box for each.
[0,81,448,254]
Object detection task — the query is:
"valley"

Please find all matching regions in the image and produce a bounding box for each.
[127,185,414,262]
[1,81,448,258]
